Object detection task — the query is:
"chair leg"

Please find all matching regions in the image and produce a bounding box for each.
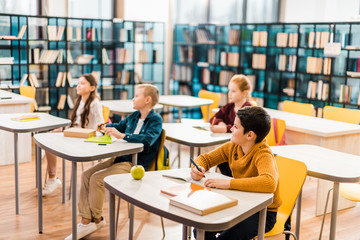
[318,188,333,240]
[283,230,298,240]
[116,197,121,236]
[160,216,165,239]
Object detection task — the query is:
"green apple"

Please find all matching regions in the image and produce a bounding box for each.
[130,165,145,180]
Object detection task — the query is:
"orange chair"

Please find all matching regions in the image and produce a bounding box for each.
[323,106,360,125]
[19,85,37,112]
[266,118,286,146]
[282,100,314,116]
[102,105,110,123]
[198,90,220,122]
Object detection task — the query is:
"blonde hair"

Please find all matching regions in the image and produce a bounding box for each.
[136,84,159,107]
[230,74,252,100]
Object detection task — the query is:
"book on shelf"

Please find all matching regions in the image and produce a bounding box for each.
[324,42,341,57]
[67,26,73,41]
[201,68,210,85]
[219,70,235,86]
[74,54,94,64]
[119,28,127,42]
[207,48,215,64]
[307,80,316,99]
[346,71,360,78]
[138,50,149,63]
[220,51,227,66]
[147,28,153,42]
[322,82,329,101]
[28,73,40,87]
[173,65,192,82]
[56,26,65,41]
[252,53,266,69]
[161,182,210,197]
[317,80,323,100]
[67,49,74,64]
[57,94,67,110]
[183,29,191,43]
[308,32,330,49]
[116,48,132,63]
[227,52,239,67]
[308,32,315,48]
[358,92,360,105]
[252,31,267,47]
[345,45,360,50]
[19,74,28,86]
[339,84,353,103]
[0,25,27,40]
[195,28,215,44]
[288,33,298,47]
[76,27,82,41]
[0,57,14,64]
[67,94,74,109]
[169,189,238,216]
[116,69,131,84]
[47,25,57,41]
[102,48,111,64]
[276,32,288,47]
[228,29,240,45]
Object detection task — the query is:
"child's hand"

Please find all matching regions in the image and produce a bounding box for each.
[191,165,206,181]
[210,125,227,133]
[204,178,230,189]
[97,123,105,133]
[104,127,124,139]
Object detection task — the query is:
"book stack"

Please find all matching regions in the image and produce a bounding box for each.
[306,80,329,100]
[173,64,192,82]
[306,57,331,74]
[308,32,330,48]
[228,29,240,45]
[288,33,298,47]
[252,53,266,69]
[252,31,268,47]
[339,84,353,103]
[278,55,297,72]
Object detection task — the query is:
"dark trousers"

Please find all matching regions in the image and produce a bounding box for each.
[217,162,232,177]
[194,211,277,240]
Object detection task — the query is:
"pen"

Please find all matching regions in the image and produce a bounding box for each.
[98,121,109,127]
[211,117,216,126]
[190,158,205,178]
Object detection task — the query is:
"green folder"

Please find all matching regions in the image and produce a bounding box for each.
[84,134,113,144]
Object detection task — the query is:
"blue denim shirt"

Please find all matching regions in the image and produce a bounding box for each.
[106,109,163,170]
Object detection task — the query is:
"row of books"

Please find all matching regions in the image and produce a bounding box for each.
[306,57,332,75]
[195,29,215,44]
[19,73,40,87]
[57,94,75,110]
[278,55,297,72]
[252,31,268,47]
[134,28,154,42]
[29,49,63,64]
[220,51,239,67]
[219,70,236,86]
[0,25,27,40]
[177,46,194,63]
[252,53,266,69]
[102,48,111,64]
[173,64,192,82]
[308,32,330,49]
[276,32,298,48]
[55,72,73,87]
[306,80,329,100]
[115,69,132,85]
[116,48,132,63]
[339,84,354,104]
[228,29,240,45]
[137,50,160,63]
[47,25,65,41]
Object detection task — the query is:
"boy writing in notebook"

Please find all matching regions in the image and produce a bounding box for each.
[191,106,281,240]
[65,84,163,240]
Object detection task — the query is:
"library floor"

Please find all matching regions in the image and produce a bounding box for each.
[1,140,360,240]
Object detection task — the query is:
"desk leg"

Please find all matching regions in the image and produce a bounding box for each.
[329,182,339,240]
[296,189,302,239]
[189,147,194,167]
[109,191,115,240]
[71,162,77,240]
[257,208,267,240]
[37,144,43,233]
[182,225,188,240]
[62,159,66,203]
[178,107,183,123]
[207,104,210,122]
[14,132,19,214]
[197,229,205,240]
[129,204,134,240]
[132,153,138,166]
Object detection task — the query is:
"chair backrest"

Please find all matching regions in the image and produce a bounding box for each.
[323,106,360,125]
[19,85,36,112]
[266,118,286,146]
[199,90,220,122]
[102,105,110,123]
[148,129,169,171]
[282,100,314,116]
[265,155,307,237]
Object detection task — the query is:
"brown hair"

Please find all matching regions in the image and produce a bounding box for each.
[70,74,99,128]
[136,84,159,107]
[230,74,252,100]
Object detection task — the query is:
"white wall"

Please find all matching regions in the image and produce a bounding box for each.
[283,0,360,22]
[124,0,169,22]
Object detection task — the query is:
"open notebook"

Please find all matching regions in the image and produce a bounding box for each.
[169,189,238,216]
[161,182,211,197]
[84,133,117,144]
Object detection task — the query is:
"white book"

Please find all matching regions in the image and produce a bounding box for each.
[20,74,28,86]
[322,83,329,101]
[317,80,323,100]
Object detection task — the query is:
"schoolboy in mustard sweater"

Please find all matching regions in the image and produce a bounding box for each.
[191,106,281,240]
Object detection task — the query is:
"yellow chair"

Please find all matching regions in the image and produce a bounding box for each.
[19,85,37,112]
[323,106,360,125]
[102,105,110,123]
[282,100,314,116]
[264,155,307,240]
[199,90,220,122]
[266,118,286,146]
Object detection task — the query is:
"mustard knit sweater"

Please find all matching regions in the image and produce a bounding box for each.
[195,139,281,211]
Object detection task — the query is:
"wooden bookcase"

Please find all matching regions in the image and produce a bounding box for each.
[0,13,165,118]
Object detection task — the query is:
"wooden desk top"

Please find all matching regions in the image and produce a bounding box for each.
[0,90,33,105]
[163,123,231,147]
[0,113,71,133]
[271,144,360,182]
[101,100,163,114]
[104,169,273,231]
[33,132,143,162]
[159,95,213,108]
[265,108,360,137]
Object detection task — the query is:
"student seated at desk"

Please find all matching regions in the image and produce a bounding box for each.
[191,106,281,240]
[64,84,163,240]
[209,74,254,177]
[43,74,104,196]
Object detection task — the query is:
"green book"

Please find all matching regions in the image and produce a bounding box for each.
[84,134,114,144]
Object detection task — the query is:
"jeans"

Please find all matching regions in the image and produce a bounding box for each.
[193,211,277,240]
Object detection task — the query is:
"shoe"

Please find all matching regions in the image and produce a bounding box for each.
[96,217,106,229]
[42,177,61,196]
[64,222,97,240]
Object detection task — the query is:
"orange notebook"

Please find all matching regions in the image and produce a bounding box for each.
[161,182,210,197]
[169,189,238,216]
[11,114,40,122]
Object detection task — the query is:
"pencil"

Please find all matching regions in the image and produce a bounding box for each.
[211,117,216,126]
[190,158,205,178]
[98,121,109,127]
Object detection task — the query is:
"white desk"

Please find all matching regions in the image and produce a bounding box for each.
[33,132,143,240]
[104,169,273,240]
[159,95,213,122]
[0,113,70,215]
[271,144,360,240]
[265,108,360,215]
[0,90,34,165]
[163,123,231,166]
[101,99,163,117]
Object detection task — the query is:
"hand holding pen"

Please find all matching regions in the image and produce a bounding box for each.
[97,121,109,133]
[190,158,206,180]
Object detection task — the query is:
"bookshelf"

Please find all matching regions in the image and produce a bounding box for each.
[0,13,165,118]
[172,22,360,117]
